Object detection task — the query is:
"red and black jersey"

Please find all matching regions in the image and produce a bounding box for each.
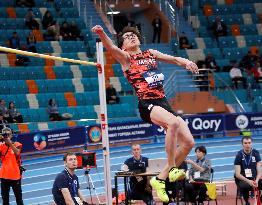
[124,50,165,100]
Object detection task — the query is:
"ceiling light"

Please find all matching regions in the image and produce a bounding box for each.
[107,11,120,15]
[134,3,140,7]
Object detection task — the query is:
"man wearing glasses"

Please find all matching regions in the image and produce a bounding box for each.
[92,24,198,203]
[0,127,24,205]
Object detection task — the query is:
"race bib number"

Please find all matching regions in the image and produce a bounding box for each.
[143,70,164,87]
[194,171,200,179]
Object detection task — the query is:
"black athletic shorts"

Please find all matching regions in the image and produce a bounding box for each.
[138,97,177,124]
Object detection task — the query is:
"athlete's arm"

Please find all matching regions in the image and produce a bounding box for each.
[235,165,254,187]
[61,188,75,205]
[77,189,87,204]
[92,25,130,67]
[255,161,261,184]
[149,49,199,74]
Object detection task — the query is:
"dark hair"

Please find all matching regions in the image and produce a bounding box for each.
[63,152,76,161]
[48,99,55,106]
[195,146,207,155]
[241,136,252,144]
[117,26,142,48]
[8,101,14,109]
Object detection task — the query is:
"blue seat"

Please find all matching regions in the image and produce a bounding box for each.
[218,36,237,48]
[75,93,86,106]
[62,79,75,92]
[60,8,79,18]
[0,8,8,18]
[214,72,232,88]
[79,65,97,78]
[37,108,49,122]
[204,48,222,59]
[89,78,99,91]
[240,25,258,35]
[112,64,123,77]
[81,78,92,91]
[55,0,74,8]
[0,0,15,6]
[53,66,73,79]
[119,77,133,93]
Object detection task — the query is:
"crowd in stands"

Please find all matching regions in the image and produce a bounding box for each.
[6,4,83,53]
[179,27,262,90]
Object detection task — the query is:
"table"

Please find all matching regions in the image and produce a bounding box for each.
[114,171,158,205]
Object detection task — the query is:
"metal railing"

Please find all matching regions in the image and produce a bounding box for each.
[164,68,247,112]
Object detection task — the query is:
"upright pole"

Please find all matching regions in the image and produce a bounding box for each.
[96,39,112,205]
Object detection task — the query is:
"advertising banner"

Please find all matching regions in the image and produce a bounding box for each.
[225,113,262,130]
[17,126,86,153]
[155,114,224,135]
[87,120,154,143]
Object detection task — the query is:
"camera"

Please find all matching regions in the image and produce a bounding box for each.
[0,127,11,142]
[76,151,96,169]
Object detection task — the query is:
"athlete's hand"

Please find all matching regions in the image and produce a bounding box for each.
[186,61,199,74]
[91,25,104,35]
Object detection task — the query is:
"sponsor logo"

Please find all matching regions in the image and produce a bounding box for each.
[186,118,222,131]
[236,115,249,129]
[89,126,102,143]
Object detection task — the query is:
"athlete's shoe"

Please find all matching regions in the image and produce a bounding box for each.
[168,167,186,182]
[150,177,169,203]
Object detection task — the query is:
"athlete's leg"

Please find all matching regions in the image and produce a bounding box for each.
[174,116,195,167]
[149,105,182,202]
[150,106,180,179]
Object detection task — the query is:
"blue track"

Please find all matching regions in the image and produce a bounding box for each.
[4,136,262,204]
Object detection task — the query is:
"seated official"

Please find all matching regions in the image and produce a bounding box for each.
[234,136,262,205]
[184,146,211,205]
[123,144,155,205]
[106,81,119,104]
[164,161,188,204]
[52,152,89,205]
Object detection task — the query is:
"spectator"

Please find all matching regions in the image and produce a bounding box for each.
[0,114,8,131]
[25,9,39,30]
[43,25,60,41]
[70,21,83,41]
[123,144,155,205]
[0,99,9,121]
[211,16,227,39]
[184,146,212,205]
[205,53,220,72]
[234,136,262,205]
[229,63,247,89]
[7,102,23,123]
[42,10,56,30]
[9,32,20,49]
[0,127,24,205]
[52,152,89,205]
[240,51,259,71]
[60,21,73,41]
[47,99,62,121]
[16,0,35,7]
[106,81,119,104]
[152,15,162,43]
[179,32,192,49]
[26,31,37,53]
[249,61,262,88]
